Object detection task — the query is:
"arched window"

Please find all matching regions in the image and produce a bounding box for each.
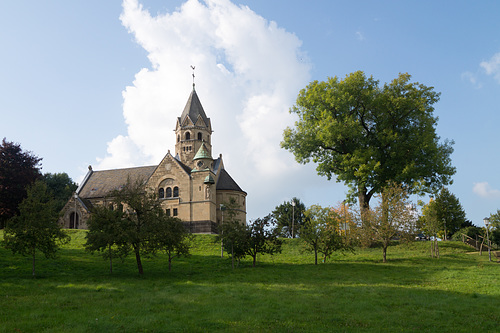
[166,187,172,198]
[159,188,164,199]
[185,132,191,140]
[198,132,202,140]
[173,186,179,197]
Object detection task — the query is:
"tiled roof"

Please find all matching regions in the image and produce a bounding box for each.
[179,89,210,127]
[216,168,245,193]
[79,165,157,199]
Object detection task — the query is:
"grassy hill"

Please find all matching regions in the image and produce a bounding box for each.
[0,230,498,332]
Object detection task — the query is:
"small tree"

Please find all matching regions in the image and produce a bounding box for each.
[420,199,441,258]
[3,180,69,277]
[272,198,306,238]
[110,177,163,275]
[217,198,247,269]
[301,205,351,264]
[146,214,191,272]
[246,214,282,267]
[359,183,418,262]
[85,204,129,273]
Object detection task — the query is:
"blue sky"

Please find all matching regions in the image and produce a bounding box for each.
[1,1,500,226]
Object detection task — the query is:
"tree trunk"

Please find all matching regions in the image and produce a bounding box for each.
[108,244,113,274]
[358,186,372,219]
[231,244,234,270]
[134,245,143,275]
[382,245,387,263]
[252,254,256,267]
[168,256,172,272]
[314,248,318,265]
[32,248,36,278]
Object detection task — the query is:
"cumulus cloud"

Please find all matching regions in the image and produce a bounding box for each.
[480,52,500,83]
[473,182,500,198]
[97,0,325,218]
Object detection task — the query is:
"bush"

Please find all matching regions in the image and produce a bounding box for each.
[451,226,483,241]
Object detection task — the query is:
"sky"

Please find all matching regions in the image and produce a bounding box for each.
[1,0,500,226]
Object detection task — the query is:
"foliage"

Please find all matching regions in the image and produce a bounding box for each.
[2,180,69,276]
[85,204,129,273]
[0,138,42,228]
[420,199,441,258]
[109,176,190,274]
[433,187,467,239]
[272,197,306,238]
[451,226,484,241]
[300,205,352,264]
[217,198,246,269]
[281,71,455,213]
[146,214,191,272]
[487,210,500,245]
[245,214,282,267]
[357,183,418,262]
[42,172,78,212]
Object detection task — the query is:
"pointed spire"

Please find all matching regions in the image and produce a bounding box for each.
[179,89,209,127]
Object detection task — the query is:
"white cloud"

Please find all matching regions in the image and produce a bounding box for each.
[480,52,500,83]
[97,0,322,219]
[473,182,500,198]
[355,31,365,41]
[461,71,482,89]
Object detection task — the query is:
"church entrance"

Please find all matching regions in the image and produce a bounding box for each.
[70,212,79,229]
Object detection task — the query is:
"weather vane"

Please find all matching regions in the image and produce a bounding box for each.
[191,65,196,90]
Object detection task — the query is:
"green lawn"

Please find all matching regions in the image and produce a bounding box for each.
[1,230,498,332]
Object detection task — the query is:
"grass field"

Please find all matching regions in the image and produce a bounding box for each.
[1,230,499,332]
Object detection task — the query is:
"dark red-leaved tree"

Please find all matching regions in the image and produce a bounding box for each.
[0,138,42,228]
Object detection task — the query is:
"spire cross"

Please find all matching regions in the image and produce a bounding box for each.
[190,65,196,90]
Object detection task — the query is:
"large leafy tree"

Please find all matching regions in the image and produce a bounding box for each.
[281,72,455,213]
[272,197,306,238]
[0,138,42,228]
[3,180,69,277]
[42,172,78,212]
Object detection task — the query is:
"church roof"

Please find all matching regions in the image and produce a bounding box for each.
[78,165,156,199]
[179,89,210,127]
[193,143,212,160]
[216,168,246,193]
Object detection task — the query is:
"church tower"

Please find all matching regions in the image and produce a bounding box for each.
[174,86,213,169]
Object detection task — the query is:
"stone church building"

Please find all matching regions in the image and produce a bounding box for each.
[59,87,247,233]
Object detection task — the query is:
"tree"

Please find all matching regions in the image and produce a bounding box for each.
[433,188,467,240]
[217,198,247,269]
[245,214,282,267]
[301,205,351,264]
[2,180,69,277]
[486,210,500,246]
[420,199,441,258]
[272,197,306,238]
[358,183,418,262]
[85,205,129,273]
[0,138,42,228]
[42,172,78,212]
[146,215,191,272]
[281,72,455,214]
[110,177,165,275]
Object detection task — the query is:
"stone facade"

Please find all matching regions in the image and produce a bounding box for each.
[59,88,246,233]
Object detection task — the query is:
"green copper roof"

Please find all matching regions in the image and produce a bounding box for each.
[193,143,212,160]
[204,173,215,184]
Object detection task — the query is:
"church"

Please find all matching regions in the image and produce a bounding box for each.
[59,86,247,233]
